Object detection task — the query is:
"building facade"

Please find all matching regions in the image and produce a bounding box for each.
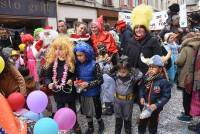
[0,0,57,33]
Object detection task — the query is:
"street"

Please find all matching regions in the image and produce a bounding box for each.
[77,86,197,134]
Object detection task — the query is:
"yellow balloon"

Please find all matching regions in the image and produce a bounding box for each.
[19,43,26,53]
[0,56,5,74]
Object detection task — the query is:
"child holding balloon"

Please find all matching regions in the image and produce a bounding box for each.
[74,42,105,134]
[44,36,81,133]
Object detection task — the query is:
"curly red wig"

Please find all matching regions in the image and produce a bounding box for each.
[21,34,34,44]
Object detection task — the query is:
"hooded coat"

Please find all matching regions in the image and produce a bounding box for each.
[175,35,200,90]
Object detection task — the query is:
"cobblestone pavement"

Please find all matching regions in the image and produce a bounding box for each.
[77,86,198,134]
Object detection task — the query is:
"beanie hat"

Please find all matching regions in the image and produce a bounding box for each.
[131,4,153,31]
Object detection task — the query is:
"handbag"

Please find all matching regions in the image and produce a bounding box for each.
[190,91,200,116]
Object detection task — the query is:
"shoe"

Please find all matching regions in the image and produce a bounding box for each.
[84,128,94,134]
[188,124,197,132]
[74,126,82,134]
[98,120,105,134]
[177,115,192,123]
[102,108,113,115]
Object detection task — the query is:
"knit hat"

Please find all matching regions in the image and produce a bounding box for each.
[168,3,180,13]
[164,32,175,42]
[116,20,126,30]
[141,54,164,67]
[131,4,153,31]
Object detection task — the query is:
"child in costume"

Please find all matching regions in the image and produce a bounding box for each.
[44,36,81,134]
[164,32,180,82]
[113,56,142,134]
[96,43,115,115]
[21,34,39,83]
[138,55,171,134]
[74,42,105,134]
[10,50,24,69]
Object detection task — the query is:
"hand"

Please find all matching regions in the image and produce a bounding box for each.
[67,79,73,86]
[79,82,89,89]
[150,104,157,111]
[105,56,111,62]
[48,83,54,90]
[140,98,145,105]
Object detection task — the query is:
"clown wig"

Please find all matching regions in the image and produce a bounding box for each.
[21,34,34,44]
[45,36,75,72]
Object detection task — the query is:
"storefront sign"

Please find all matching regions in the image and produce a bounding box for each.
[0,0,56,17]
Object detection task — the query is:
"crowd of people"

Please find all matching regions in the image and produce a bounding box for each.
[0,3,200,134]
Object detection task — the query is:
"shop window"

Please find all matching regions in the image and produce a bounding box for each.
[65,18,78,28]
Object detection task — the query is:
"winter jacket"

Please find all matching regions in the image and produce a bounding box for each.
[175,36,200,89]
[0,63,26,97]
[139,76,171,111]
[119,26,133,54]
[74,42,103,97]
[125,33,161,74]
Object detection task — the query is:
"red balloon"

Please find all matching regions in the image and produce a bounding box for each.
[7,92,25,111]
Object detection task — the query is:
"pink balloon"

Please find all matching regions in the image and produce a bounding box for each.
[54,108,76,130]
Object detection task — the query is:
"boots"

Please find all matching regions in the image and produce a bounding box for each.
[115,118,123,134]
[98,119,105,134]
[85,121,94,134]
[124,120,132,134]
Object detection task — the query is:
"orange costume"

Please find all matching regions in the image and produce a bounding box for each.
[91,16,118,56]
[0,93,27,134]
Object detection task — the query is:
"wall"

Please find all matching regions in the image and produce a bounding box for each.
[57,4,97,21]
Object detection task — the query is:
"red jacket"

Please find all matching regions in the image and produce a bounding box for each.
[91,31,118,56]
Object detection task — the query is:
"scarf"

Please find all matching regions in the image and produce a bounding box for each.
[143,73,161,91]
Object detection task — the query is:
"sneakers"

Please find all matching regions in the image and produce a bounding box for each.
[177,115,192,123]
[84,128,94,134]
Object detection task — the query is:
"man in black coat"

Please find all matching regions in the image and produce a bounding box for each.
[116,20,133,55]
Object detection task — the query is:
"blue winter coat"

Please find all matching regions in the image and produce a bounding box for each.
[139,76,172,111]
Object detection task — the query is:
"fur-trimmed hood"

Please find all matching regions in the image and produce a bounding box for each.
[181,35,200,50]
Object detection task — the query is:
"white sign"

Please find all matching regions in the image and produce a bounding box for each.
[150,11,168,30]
[118,4,187,30]
[118,12,132,25]
[150,4,187,30]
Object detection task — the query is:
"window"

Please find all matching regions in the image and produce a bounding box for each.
[65,18,78,28]
[103,0,113,7]
[82,19,92,27]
